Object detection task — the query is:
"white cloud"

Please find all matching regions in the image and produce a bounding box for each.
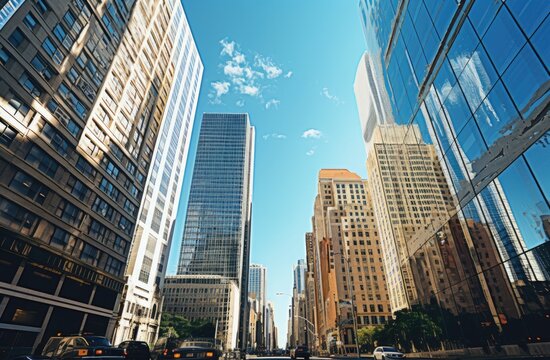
[302,129,322,139]
[224,61,244,77]
[234,53,246,64]
[265,99,280,109]
[214,38,292,104]
[211,81,230,97]
[321,87,341,104]
[262,133,287,140]
[239,84,260,97]
[256,56,283,79]
[306,149,315,156]
[220,39,235,57]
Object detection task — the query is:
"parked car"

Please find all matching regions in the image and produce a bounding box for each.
[170,339,221,360]
[40,335,125,360]
[118,341,150,360]
[151,338,179,360]
[373,346,405,359]
[289,346,309,360]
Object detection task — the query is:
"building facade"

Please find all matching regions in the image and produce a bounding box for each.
[309,169,392,354]
[172,113,255,350]
[265,301,277,351]
[358,0,549,352]
[113,1,202,345]
[248,263,266,349]
[0,0,194,353]
[293,259,306,295]
[162,275,240,350]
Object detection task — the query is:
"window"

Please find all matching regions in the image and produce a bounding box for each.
[0,45,10,65]
[31,55,54,80]
[92,196,114,220]
[76,156,96,180]
[56,200,83,226]
[46,100,82,137]
[23,12,38,30]
[102,157,120,179]
[118,216,133,235]
[67,175,89,201]
[0,196,38,234]
[41,123,70,157]
[26,146,59,178]
[80,243,99,265]
[6,95,30,121]
[8,28,25,48]
[104,256,123,276]
[0,118,17,146]
[42,37,64,65]
[35,0,49,14]
[58,83,87,118]
[9,171,49,204]
[99,177,119,199]
[50,227,76,252]
[53,23,74,50]
[19,72,43,98]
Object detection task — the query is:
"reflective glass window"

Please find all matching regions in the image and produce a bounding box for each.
[506,0,550,37]
[422,0,457,39]
[448,19,479,76]
[497,156,549,250]
[468,0,503,38]
[482,7,526,74]
[524,132,550,201]
[442,83,472,134]
[502,44,549,119]
[530,15,549,68]
[455,119,487,173]
[473,80,521,147]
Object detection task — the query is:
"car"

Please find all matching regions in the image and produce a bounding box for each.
[118,341,151,360]
[289,346,309,360]
[41,335,125,360]
[151,337,179,360]
[170,340,221,360]
[372,346,405,359]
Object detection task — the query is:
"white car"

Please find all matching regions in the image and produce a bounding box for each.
[373,346,405,359]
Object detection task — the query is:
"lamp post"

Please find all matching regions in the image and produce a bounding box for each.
[276,292,317,351]
[333,252,360,357]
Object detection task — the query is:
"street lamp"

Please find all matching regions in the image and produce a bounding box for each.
[333,251,361,357]
[276,292,317,351]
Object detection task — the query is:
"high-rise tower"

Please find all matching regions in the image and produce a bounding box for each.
[0,0,199,352]
[164,113,254,350]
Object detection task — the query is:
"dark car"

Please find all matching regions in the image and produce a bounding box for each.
[118,341,150,360]
[151,337,180,360]
[169,339,221,360]
[41,335,125,360]
[290,346,309,360]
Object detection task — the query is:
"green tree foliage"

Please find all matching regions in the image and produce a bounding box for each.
[159,313,216,339]
[365,309,442,352]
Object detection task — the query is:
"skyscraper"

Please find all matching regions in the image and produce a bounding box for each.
[353,52,393,154]
[113,2,203,344]
[165,113,255,350]
[293,259,306,294]
[358,0,550,352]
[309,169,392,354]
[0,0,195,352]
[249,263,267,348]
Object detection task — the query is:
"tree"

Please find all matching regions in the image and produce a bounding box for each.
[357,326,380,352]
[159,313,216,339]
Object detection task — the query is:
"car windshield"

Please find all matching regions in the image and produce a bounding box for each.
[85,337,112,346]
[383,347,399,352]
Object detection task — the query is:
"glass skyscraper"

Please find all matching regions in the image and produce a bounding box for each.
[358,0,549,352]
[0,0,197,354]
[171,113,255,349]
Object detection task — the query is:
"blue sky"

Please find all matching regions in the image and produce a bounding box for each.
[166,0,368,347]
